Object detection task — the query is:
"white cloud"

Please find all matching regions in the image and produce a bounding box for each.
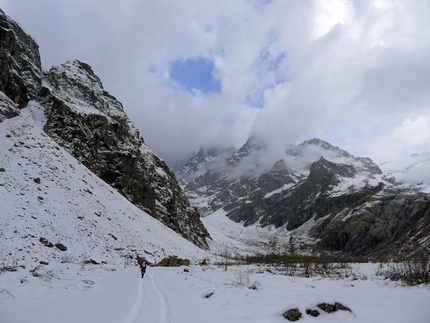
[368,116,430,165]
[2,0,430,168]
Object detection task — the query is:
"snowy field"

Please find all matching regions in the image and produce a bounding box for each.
[1,263,429,323]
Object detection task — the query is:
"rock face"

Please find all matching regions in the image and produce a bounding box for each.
[178,138,430,258]
[0,9,43,122]
[0,9,210,249]
[0,9,42,109]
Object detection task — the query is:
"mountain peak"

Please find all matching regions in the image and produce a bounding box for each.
[297,138,351,158]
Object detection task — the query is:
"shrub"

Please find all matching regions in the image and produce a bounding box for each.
[30,265,58,282]
[157,256,190,267]
[241,253,366,265]
[0,249,19,273]
[226,268,262,290]
[375,253,429,286]
[237,253,366,279]
[60,254,76,263]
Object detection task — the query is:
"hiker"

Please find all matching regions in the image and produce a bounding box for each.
[139,260,147,278]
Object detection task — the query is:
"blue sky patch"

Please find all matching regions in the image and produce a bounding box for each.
[169,58,221,94]
[246,93,265,109]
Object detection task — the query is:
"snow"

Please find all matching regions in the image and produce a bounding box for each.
[264,183,295,199]
[202,209,289,255]
[1,263,429,323]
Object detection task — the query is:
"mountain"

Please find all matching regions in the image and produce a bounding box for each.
[0,8,210,257]
[0,103,207,265]
[178,138,430,258]
[38,60,209,248]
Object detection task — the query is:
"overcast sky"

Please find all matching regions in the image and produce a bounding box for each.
[1,0,430,169]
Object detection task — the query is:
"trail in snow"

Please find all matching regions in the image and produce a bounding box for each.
[1,265,429,323]
[120,279,145,323]
[150,271,172,323]
[120,270,171,323]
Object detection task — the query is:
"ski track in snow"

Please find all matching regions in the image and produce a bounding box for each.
[120,279,145,323]
[120,271,171,323]
[151,271,171,323]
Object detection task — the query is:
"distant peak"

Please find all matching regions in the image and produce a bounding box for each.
[300,138,336,149]
[271,159,288,173]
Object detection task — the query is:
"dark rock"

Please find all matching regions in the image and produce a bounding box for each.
[317,302,351,313]
[334,302,352,312]
[204,292,214,298]
[306,308,320,317]
[317,303,336,313]
[39,237,54,248]
[55,243,67,251]
[282,308,302,321]
[0,9,43,110]
[305,309,320,317]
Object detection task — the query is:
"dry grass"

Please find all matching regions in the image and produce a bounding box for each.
[240,253,367,265]
[375,252,430,286]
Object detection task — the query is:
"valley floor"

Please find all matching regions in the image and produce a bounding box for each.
[1,263,429,323]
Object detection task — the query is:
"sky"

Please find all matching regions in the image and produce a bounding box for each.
[1,0,430,168]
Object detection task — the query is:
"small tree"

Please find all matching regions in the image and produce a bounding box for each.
[288,236,296,255]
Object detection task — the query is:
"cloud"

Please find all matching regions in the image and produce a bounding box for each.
[2,0,430,169]
[367,116,430,166]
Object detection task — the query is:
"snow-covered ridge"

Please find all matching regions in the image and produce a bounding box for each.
[43,60,127,120]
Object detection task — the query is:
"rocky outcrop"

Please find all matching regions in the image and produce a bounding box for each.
[316,192,430,256]
[282,302,352,321]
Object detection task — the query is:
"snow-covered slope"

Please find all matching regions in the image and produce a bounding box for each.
[0,102,207,267]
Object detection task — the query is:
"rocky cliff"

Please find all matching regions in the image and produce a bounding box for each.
[0,9,210,249]
[0,8,43,120]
